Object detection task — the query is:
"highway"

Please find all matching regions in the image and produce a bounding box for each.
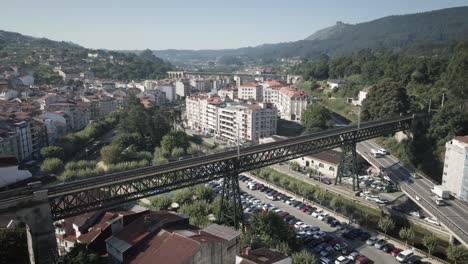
[357,140,468,246]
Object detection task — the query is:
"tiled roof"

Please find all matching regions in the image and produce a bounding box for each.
[308,150,341,165]
[202,224,241,241]
[238,248,289,264]
[455,135,468,145]
[279,86,308,98]
[0,156,18,167]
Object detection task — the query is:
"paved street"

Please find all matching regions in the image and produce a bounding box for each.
[239,180,401,264]
[357,140,468,246]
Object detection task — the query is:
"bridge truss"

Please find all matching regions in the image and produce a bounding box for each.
[45,116,414,221]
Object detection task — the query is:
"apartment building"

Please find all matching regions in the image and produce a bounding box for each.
[442,136,468,202]
[175,79,191,98]
[186,95,277,144]
[263,86,309,121]
[238,83,263,102]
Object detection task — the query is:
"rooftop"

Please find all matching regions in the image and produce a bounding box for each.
[238,248,290,264]
[454,135,468,145]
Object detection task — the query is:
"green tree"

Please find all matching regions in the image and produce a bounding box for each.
[289,161,300,171]
[250,212,299,251]
[446,244,468,264]
[40,146,64,159]
[0,228,29,264]
[57,243,105,264]
[275,242,293,256]
[301,104,333,132]
[179,200,211,227]
[161,130,190,153]
[330,197,343,212]
[378,216,395,238]
[41,158,64,175]
[398,227,415,247]
[292,250,316,264]
[361,80,409,121]
[149,194,172,210]
[428,105,465,146]
[314,189,326,205]
[173,188,194,204]
[100,145,122,164]
[445,41,468,109]
[422,234,438,258]
[171,147,185,159]
[194,185,214,202]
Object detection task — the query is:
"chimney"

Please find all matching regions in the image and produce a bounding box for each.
[245,247,252,255]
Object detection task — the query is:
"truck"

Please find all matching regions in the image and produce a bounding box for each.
[371,149,382,158]
[431,185,450,199]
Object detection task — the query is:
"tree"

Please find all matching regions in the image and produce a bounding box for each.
[173,188,194,204]
[250,212,299,251]
[57,243,104,264]
[378,216,395,238]
[289,161,300,171]
[179,200,211,227]
[445,41,468,109]
[399,227,415,247]
[0,228,29,264]
[422,234,438,258]
[149,194,172,210]
[446,244,468,264]
[292,250,316,264]
[330,197,343,212]
[428,105,465,146]
[161,130,190,154]
[275,242,292,256]
[301,104,333,132]
[361,80,409,121]
[171,147,185,159]
[314,189,326,205]
[100,145,122,164]
[40,146,64,159]
[194,185,214,202]
[41,158,64,175]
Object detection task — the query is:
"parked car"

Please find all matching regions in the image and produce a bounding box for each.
[374,239,387,249]
[334,256,350,264]
[347,251,360,261]
[396,250,414,262]
[266,194,277,200]
[381,243,394,253]
[312,209,323,218]
[319,257,333,264]
[424,217,440,225]
[391,248,402,257]
[355,256,371,264]
[366,237,378,246]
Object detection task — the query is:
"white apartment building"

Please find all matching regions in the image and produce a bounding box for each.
[442,136,468,201]
[217,87,238,100]
[238,83,263,102]
[190,79,206,92]
[175,80,191,98]
[157,83,175,102]
[186,95,277,144]
[263,86,309,121]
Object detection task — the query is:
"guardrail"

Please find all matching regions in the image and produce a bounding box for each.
[400,183,468,245]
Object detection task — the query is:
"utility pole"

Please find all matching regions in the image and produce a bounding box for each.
[357,106,361,129]
[441,93,445,108]
[428,98,432,114]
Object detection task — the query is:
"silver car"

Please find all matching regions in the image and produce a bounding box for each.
[366,237,378,246]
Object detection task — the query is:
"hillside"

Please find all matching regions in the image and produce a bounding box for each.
[155,6,468,63]
[0,30,172,81]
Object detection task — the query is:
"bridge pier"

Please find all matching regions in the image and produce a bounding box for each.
[336,142,359,191]
[218,166,243,230]
[6,190,57,264]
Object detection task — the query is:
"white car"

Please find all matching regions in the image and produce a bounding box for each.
[286,199,295,205]
[294,221,305,229]
[425,217,440,225]
[409,211,421,218]
[335,256,350,264]
[318,213,328,221]
[266,194,277,200]
[378,148,388,155]
[312,209,323,217]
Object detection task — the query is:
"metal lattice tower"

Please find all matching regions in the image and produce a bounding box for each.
[218,170,243,230]
[335,143,359,191]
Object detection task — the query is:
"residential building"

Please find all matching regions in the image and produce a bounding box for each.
[190,78,206,92]
[186,95,277,144]
[236,248,291,264]
[351,86,372,106]
[106,211,241,264]
[57,69,81,82]
[0,129,18,158]
[238,83,263,102]
[14,120,33,161]
[265,86,309,121]
[295,149,341,178]
[157,82,176,102]
[0,156,32,188]
[327,79,345,90]
[218,87,238,100]
[175,79,191,98]
[442,136,468,201]
[0,89,19,101]
[31,119,49,159]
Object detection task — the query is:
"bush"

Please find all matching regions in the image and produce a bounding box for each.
[41,158,64,175]
[40,146,64,159]
[171,147,185,159]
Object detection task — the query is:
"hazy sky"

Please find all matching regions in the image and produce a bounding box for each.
[1,0,467,50]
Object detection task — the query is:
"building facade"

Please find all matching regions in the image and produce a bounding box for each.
[442,136,468,201]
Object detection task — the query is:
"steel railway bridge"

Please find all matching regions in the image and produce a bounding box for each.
[0,115,415,264]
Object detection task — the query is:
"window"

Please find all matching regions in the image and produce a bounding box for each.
[319,163,324,168]
[329,166,335,171]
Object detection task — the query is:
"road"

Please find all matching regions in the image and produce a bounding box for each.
[357,140,468,246]
[239,180,401,264]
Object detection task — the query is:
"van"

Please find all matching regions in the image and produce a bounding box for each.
[396,249,413,262]
[435,197,445,206]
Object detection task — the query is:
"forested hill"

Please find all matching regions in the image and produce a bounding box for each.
[155,6,468,63]
[0,30,173,81]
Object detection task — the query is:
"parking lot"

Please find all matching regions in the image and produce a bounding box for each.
[208,175,432,264]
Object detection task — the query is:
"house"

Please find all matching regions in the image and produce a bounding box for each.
[351,86,372,106]
[295,149,341,178]
[327,79,345,90]
[0,89,19,101]
[105,211,241,264]
[0,156,32,188]
[236,248,291,264]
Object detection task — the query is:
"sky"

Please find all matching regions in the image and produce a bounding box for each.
[1,0,467,50]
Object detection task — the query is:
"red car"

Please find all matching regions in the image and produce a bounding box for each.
[356,256,372,264]
[391,248,402,257]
